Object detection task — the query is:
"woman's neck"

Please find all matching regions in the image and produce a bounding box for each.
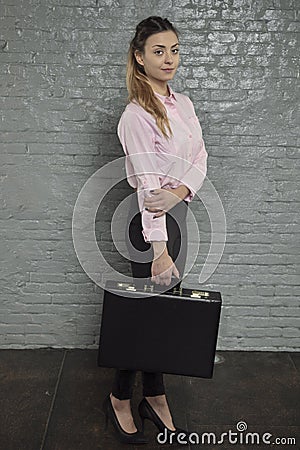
[149,80,169,97]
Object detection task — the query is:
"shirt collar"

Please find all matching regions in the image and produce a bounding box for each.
[154,85,177,103]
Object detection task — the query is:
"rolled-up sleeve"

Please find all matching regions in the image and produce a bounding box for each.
[117,110,168,242]
[181,99,208,202]
[181,136,208,202]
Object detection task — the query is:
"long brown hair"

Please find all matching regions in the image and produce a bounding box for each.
[126,16,179,139]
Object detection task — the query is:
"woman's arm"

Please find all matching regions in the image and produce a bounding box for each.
[118,109,169,243]
[146,186,189,285]
[144,184,190,218]
[118,109,180,285]
[173,185,191,200]
[151,241,180,285]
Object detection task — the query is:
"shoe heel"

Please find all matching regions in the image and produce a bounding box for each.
[102,394,148,444]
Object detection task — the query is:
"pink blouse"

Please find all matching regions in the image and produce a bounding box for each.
[117,85,208,243]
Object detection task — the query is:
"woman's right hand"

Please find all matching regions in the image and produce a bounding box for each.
[151,250,180,286]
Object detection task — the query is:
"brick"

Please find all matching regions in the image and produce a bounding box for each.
[222,306,270,316]
[29,273,66,283]
[270,307,300,317]
[21,282,95,294]
[51,294,100,304]
[0,335,25,346]
[274,286,300,296]
[0,324,25,334]
[236,337,299,349]
[244,328,283,338]
[25,334,57,345]
[281,328,299,337]
[208,32,236,42]
[3,314,33,325]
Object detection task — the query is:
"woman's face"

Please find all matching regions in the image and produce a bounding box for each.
[135,30,179,87]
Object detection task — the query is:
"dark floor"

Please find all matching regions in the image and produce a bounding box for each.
[0,350,299,450]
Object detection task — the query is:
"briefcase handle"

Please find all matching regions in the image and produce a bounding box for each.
[143,275,181,294]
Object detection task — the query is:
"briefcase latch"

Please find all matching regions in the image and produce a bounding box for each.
[117,282,137,292]
[143,284,154,293]
[173,286,183,296]
[126,286,137,291]
[191,290,210,299]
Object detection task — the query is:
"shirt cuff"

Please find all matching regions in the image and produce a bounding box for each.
[142,228,168,243]
[141,212,168,243]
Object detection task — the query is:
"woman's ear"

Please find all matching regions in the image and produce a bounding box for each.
[134,50,144,66]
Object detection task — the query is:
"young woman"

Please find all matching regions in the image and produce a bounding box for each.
[102,16,208,444]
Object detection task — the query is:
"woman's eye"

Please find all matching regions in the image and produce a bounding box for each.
[154,48,179,55]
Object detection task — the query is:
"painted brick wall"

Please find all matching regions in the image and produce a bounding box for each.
[0,0,299,350]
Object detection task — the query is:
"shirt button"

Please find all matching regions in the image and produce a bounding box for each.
[189,134,192,139]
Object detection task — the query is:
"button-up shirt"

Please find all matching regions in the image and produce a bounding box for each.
[117,86,208,243]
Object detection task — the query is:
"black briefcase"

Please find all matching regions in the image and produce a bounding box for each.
[97,280,222,378]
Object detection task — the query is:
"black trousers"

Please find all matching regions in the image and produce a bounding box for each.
[111,192,188,400]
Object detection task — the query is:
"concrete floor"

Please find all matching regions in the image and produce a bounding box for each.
[0,350,299,450]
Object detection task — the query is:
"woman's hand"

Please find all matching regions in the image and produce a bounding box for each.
[144,188,182,218]
[151,249,180,286]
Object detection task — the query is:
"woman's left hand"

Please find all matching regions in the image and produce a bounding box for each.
[144,188,181,218]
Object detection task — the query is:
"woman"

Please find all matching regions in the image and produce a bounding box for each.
[102,16,208,444]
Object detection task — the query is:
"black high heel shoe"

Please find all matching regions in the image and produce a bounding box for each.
[102,393,148,444]
[138,397,192,442]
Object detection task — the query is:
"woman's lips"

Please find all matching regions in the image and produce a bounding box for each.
[162,68,174,72]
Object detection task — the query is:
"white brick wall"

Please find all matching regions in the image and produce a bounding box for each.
[0,0,299,350]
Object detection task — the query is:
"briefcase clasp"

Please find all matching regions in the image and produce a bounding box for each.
[191,290,210,299]
[144,284,154,293]
[117,282,137,292]
[172,286,183,296]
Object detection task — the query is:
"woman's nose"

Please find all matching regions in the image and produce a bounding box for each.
[164,52,173,64]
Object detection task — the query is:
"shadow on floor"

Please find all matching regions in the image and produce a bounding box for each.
[0,350,299,450]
